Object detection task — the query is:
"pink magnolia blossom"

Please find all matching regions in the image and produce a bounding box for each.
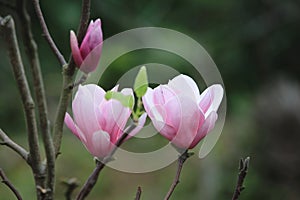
[70,19,103,73]
[64,84,147,159]
[142,74,223,149]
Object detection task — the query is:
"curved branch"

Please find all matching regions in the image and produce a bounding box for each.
[0,168,23,200]
[0,129,29,162]
[31,0,66,66]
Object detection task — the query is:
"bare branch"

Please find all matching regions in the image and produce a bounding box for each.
[0,129,29,162]
[53,0,91,156]
[164,150,193,200]
[31,0,66,66]
[232,157,250,200]
[0,15,45,198]
[76,124,136,200]
[16,0,55,197]
[0,168,23,200]
[134,186,142,200]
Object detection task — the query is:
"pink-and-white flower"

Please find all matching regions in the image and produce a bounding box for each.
[70,19,103,73]
[142,74,223,149]
[65,84,147,158]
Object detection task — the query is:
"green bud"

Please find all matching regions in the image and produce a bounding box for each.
[134,66,148,98]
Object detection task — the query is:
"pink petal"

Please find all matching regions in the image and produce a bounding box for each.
[189,111,218,149]
[152,118,176,141]
[64,112,87,143]
[153,85,176,105]
[199,84,223,117]
[70,30,83,67]
[64,112,79,138]
[90,130,112,158]
[80,44,102,73]
[165,95,202,149]
[148,104,177,140]
[80,26,92,59]
[99,99,130,143]
[72,85,101,137]
[168,74,200,101]
[84,84,105,106]
[142,87,155,118]
[120,88,133,96]
[89,19,102,49]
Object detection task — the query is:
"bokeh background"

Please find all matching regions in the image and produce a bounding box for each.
[1,0,300,199]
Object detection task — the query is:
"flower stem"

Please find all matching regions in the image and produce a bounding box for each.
[164,150,192,200]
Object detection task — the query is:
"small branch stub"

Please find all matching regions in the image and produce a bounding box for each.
[232,157,250,200]
[134,186,142,200]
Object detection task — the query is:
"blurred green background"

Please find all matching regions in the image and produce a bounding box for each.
[1,0,300,199]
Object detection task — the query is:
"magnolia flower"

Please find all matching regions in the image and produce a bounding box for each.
[142,74,223,149]
[64,84,147,159]
[70,19,103,73]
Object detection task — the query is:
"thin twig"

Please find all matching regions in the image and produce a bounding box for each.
[16,1,55,198]
[62,178,80,200]
[31,0,66,66]
[0,15,45,199]
[0,129,29,162]
[134,186,142,200]
[53,0,91,156]
[76,124,137,200]
[0,168,23,200]
[232,157,250,200]
[164,150,192,200]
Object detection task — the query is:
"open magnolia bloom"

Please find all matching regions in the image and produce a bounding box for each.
[65,84,147,159]
[142,74,223,149]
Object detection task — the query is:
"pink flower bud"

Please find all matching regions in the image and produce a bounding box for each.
[70,19,103,73]
[142,74,223,149]
[64,84,147,159]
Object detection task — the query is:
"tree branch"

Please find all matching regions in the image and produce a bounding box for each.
[16,1,55,198]
[0,15,45,199]
[0,168,23,200]
[134,186,142,200]
[31,0,66,66]
[76,124,136,200]
[164,150,193,200]
[232,157,250,200]
[53,0,91,156]
[62,178,79,200]
[0,129,29,162]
